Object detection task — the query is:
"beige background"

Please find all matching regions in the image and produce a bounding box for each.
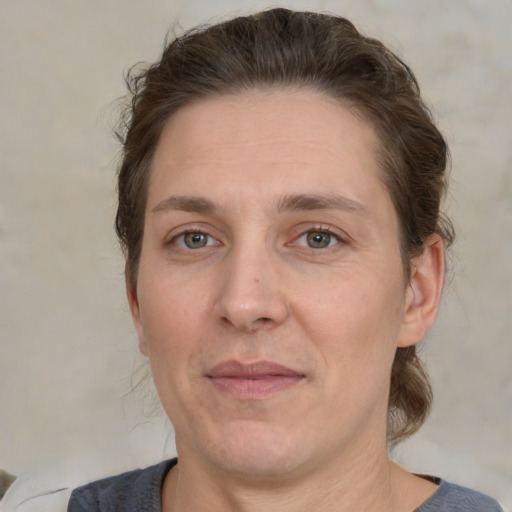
[1,0,511,508]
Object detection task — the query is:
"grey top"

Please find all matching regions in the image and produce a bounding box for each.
[416,479,503,511]
[67,459,504,511]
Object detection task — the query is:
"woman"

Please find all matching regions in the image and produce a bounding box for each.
[68,8,503,512]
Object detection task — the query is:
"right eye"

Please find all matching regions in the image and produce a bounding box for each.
[173,231,216,250]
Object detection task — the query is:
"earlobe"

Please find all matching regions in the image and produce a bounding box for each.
[397,234,445,348]
[125,271,149,357]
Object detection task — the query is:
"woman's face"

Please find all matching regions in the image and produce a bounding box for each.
[129,89,425,479]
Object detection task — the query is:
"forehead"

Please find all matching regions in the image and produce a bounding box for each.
[156,89,377,156]
[149,88,388,215]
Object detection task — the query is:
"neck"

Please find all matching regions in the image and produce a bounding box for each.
[162,438,411,512]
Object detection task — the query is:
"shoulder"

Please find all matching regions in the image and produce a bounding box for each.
[417,480,504,512]
[67,459,176,512]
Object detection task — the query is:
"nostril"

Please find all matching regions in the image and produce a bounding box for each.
[219,315,274,332]
[250,317,274,330]
[214,279,290,331]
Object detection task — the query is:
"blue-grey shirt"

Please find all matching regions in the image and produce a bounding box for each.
[67,459,504,511]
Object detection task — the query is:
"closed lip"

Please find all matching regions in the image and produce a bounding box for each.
[206,360,305,400]
[206,360,305,379]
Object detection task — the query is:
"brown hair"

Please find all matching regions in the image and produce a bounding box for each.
[115,8,454,444]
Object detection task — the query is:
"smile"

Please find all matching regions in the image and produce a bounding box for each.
[206,360,305,400]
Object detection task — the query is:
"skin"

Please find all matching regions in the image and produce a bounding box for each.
[128,89,445,512]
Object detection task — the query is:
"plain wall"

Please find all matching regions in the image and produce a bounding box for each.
[1,0,511,508]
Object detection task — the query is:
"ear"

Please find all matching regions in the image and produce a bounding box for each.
[125,269,149,357]
[397,234,445,348]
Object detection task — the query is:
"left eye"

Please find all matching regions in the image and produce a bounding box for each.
[174,231,216,249]
[297,230,339,249]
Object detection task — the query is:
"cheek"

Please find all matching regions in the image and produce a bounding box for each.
[136,273,203,374]
[136,279,206,421]
[293,267,405,378]
[138,264,208,335]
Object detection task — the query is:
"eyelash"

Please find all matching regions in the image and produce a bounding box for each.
[292,226,345,251]
[166,225,346,254]
[170,229,219,250]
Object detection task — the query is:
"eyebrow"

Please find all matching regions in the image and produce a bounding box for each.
[152,196,217,214]
[151,193,369,217]
[277,194,369,217]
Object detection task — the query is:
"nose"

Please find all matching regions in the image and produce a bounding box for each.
[214,245,289,332]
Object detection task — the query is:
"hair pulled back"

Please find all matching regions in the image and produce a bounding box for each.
[115,8,454,444]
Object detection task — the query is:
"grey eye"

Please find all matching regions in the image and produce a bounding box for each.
[183,232,209,249]
[306,231,332,249]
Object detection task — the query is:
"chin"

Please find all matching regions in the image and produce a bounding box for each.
[201,421,310,480]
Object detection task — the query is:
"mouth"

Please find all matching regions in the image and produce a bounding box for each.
[206,360,306,400]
